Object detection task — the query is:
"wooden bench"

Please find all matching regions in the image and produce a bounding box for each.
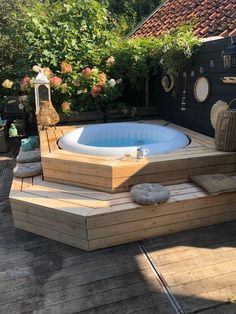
[10,175,236,251]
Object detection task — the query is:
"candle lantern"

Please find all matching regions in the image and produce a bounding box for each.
[222,37,236,69]
[34,70,51,114]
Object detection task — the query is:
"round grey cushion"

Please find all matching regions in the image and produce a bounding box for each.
[13,162,42,178]
[131,183,170,205]
[16,150,41,164]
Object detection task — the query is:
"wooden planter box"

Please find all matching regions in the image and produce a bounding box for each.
[59,106,159,124]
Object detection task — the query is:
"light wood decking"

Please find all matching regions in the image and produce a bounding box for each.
[3,146,236,313]
[40,120,236,193]
[10,174,236,251]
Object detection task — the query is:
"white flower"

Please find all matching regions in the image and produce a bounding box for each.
[116,78,122,84]
[19,95,29,103]
[108,78,116,88]
[32,65,41,73]
[106,56,115,66]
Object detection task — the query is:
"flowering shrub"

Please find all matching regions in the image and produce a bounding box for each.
[1,57,123,115]
[2,79,14,89]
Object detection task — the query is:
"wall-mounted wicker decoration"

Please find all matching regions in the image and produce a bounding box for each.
[161,72,174,92]
[37,101,59,128]
[214,98,236,152]
[210,100,229,129]
[194,76,210,102]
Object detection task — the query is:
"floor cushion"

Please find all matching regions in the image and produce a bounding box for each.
[191,174,236,195]
[131,183,170,205]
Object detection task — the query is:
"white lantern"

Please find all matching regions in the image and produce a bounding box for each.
[34,69,51,115]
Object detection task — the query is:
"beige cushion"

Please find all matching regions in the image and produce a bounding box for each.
[191,174,236,195]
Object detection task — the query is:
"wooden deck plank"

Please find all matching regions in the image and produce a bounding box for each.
[87,190,235,222]
[54,127,64,141]
[13,219,89,250]
[9,177,22,197]
[168,123,215,147]
[32,175,111,200]
[42,156,113,177]
[46,127,59,153]
[88,211,236,250]
[87,203,236,240]
[112,154,236,178]
[143,221,236,313]
[39,129,50,154]
[10,198,87,230]
[10,190,93,219]
[22,184,110,209]
[12,210,88,239]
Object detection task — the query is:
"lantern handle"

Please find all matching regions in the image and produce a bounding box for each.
[228,98,236,109]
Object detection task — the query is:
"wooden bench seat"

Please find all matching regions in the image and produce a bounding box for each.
[9,175,236,251]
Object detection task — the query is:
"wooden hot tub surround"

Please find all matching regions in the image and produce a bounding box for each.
[10,174,236,251]
[40,120,236,193]
[9,120,236,251]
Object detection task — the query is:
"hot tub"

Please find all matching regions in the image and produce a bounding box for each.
[58,122,189,157]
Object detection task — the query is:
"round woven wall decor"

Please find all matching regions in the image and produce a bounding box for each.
[210,100,229,129]
[194,76,210,102]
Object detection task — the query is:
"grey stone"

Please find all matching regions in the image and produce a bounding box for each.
[131,183,170,205]
[16,150,41,164]
[13,162,42,178]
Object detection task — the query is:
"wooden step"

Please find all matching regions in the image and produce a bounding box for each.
[9,175,236,251]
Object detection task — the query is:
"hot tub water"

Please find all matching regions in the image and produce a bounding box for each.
[58,122,189,157]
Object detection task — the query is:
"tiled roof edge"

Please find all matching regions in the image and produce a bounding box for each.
[127,0,170,38]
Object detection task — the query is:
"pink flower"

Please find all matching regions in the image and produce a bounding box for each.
[106,56,115,66]
[49,76,62,88]
[61,61,73,73]
[91,84,102,97]
[82,67,92,78]
[61,101,71,111]
[20,76,31,91]
[99,72,107,86]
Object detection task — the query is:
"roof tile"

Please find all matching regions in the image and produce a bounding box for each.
[131,0,236,39]
[229,28,236,37]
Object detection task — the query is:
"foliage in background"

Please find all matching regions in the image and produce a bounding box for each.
[102,0,163,35]
[22,0,119,71]
[158,24,201,76]
[1,0,200,115]
[106,25,200,107]
[0,0,30,86]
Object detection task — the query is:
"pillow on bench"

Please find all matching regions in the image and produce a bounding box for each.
[191,174,236,195]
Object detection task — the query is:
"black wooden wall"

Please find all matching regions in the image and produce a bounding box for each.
[155,37,236,137]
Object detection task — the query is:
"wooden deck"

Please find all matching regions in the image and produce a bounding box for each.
[40,120,236,193]
[1,146,236,313]
[10,173,236,251]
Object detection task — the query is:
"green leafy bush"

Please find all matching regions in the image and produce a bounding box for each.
[1,0,200,115]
